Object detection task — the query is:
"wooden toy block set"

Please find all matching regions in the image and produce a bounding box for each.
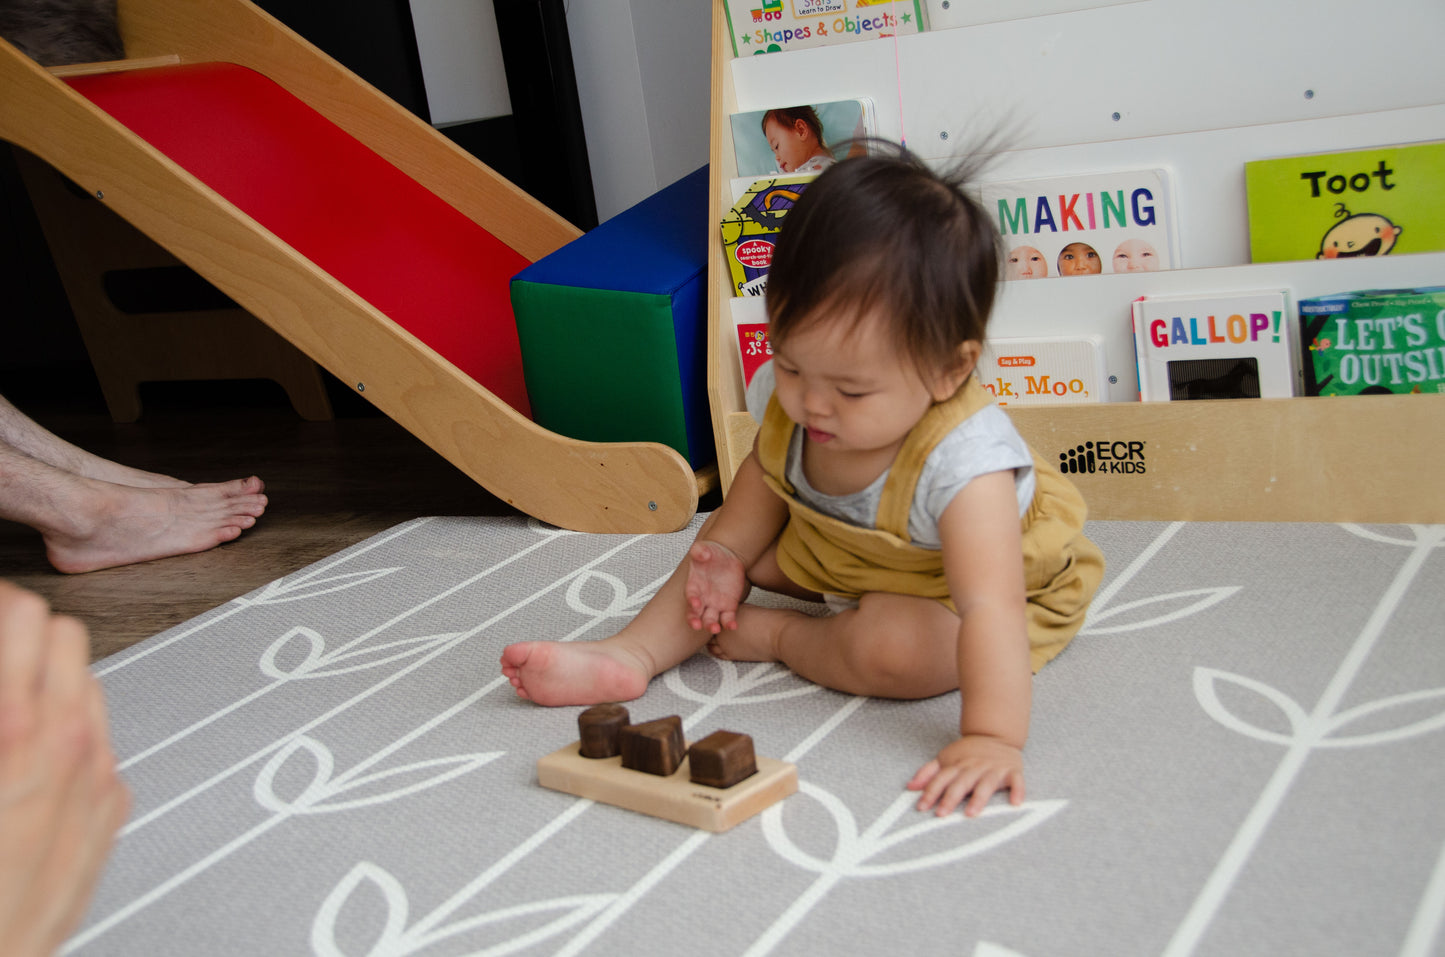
[536,704,798,833]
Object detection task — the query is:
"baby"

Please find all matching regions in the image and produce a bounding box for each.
[761,106,832,174]
[503,144,1104,818]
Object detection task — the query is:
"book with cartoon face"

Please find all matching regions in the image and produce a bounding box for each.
[1244,140,1445,263]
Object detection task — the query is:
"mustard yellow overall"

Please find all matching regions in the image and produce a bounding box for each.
[756,376,1105,672]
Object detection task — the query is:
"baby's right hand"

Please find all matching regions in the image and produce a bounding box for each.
[684,540,746,634]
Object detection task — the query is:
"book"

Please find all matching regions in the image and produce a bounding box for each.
[1244,140,1445,263]
[731,297,772,388]
[720,174,816,298]
[978,169,1178,280]
[1297,287,1445,396]
[1132,290,1299,400]
[977,336,1107,407]
[722,0,926,58]
[729,98,875,179]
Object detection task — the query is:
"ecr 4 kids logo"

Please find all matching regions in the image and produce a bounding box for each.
[1056,439,1147,476]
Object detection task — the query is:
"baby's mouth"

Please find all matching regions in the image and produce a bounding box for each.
[1337,238,1383,258]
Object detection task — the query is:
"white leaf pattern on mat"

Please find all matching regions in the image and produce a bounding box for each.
[563,570,648,618]
[973,944,1030,957]
[665,659,819,706]
[1082,586,1241,635]
[311,861,410,957]
[311,861,614,957]
[745,784,1064,955]
[243,567,404,606]
[1163,523,1445,957]
[1319,687,1445,747]
[253,736,503,814]
[313,855,612,957]
[258,627,462,680]
[1194,667,1308,745]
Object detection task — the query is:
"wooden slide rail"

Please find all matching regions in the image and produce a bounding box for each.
[0,0,700,535]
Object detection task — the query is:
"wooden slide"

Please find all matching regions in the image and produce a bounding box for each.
[0,0,700,534]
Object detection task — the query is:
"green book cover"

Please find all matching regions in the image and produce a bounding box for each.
[1245,140,1445,263]
[1298,287,1445,396]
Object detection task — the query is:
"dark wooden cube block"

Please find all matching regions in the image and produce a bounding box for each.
[687,730,758,789]
[619,715,685,776]
[578,703,630,759]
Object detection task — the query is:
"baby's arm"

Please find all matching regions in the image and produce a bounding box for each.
[684,447,789,634]
[906,469,1033,817]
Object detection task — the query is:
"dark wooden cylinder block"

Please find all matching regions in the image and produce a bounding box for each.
[578,703,631,759]
[619,715,686,776]
[687,730,758,789]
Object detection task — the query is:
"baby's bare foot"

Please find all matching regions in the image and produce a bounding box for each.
[43,476,267,574]
[500,641,650,707]
[705,605,787,663]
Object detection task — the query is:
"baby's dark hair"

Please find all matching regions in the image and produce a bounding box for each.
[762,106,825,145]
[766,141,1000,377]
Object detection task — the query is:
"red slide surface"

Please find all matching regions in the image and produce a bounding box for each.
[67,62,533,416]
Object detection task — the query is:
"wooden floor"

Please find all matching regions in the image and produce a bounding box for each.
[0,373,525,662]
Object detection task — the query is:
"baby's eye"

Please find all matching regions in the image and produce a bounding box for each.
[838,389,869,399]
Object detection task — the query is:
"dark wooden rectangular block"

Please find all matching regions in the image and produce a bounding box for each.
[688,730,758,789]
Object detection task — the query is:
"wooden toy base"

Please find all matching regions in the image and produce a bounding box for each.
[537,741,797,832]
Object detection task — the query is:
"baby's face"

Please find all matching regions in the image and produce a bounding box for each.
[1318,214,1401,258]
[1006,246,1048,279]
[1057,243,1101,276]
[1112,238,1160,272]
[770,310,953,458]
[764,117,815,173]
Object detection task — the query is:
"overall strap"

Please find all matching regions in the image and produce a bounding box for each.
[874,376,993,538]
[756,394,796,494]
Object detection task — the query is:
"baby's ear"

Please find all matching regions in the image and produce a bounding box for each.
[930,341,981,401]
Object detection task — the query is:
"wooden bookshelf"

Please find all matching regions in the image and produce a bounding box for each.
[706,0,1445,522]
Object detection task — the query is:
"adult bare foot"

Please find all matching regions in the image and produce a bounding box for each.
[499,641,651,707]
[72,458,191,491]
[41,476,268,574]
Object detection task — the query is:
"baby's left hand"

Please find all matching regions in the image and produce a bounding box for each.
[906,735,1024,818]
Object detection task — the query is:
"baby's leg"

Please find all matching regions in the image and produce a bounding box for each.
[502,515,765,707]
[501,556,710,706]
[710,592,961,699]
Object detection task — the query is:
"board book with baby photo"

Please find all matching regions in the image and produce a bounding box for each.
[728,98,876,179]
[977,169,1178,281]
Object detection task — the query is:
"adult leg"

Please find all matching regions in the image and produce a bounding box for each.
[0,440,267,574]
[711,591,962,699]
[0,394,185,489]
